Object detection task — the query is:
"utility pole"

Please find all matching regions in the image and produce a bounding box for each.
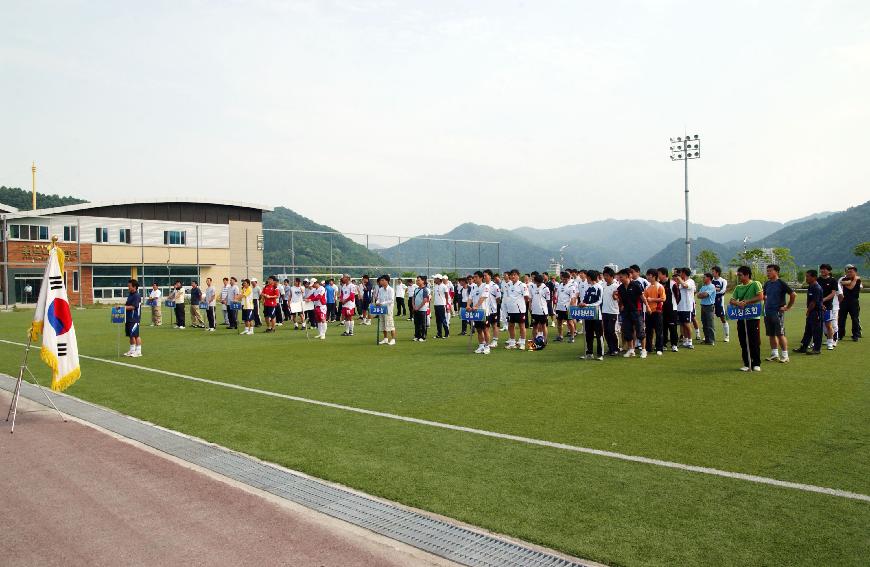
[31,162,37,210]
[670,134,701,271]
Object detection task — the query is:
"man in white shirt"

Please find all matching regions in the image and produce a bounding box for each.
[339,275,357,336]
[376,275,396,345]
[467,271,491,354]
[574,270,589,335]
[148,282,162,326]
[503,269,529,350]
[499,272,510,331]
[275,280,286,325]
[288,278,304,329]
[458,278,470,334]
[554,271,578,343]
[484,270,500,347]
[432,274,450,339]
[394,279,407,318]
[712,266,730,342]
[251,279,262,327]
[676,268,697,348]
[227,277,240,330]
[600,268,621,355]
[529,273,551,343]
[406,279,417,321]
[220,278,231,326]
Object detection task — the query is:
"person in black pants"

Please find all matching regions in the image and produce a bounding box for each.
[730,266,763,371]
[171,280,186,328]
[796,269,824,354]
[658,268,679,350]
[838,265,862,341]
[412,275,429,341]
[227,277,240,329]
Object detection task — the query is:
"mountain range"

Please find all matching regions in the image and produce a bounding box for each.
[1,185,866,273]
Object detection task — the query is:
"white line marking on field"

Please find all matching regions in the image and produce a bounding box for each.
[1,338,868,503]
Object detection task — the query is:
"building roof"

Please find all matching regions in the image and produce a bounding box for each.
[0,203,19,213]
[1,198,273,219]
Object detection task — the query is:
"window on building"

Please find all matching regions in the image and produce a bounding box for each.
[163,230,187,245]
[72,270,80,292]
[96,227,109,243]
[119,228,131,244]
[8,224,50,241]
[63,225,78,242]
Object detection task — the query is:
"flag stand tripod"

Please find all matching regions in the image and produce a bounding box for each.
[6,334,67,434]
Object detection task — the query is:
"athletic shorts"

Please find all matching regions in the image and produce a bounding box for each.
[677,310,692,324]
[125,322,140,338]
[474,320,488,330]
[290,302,303,314]
[507,312,525,324]
[714,297,725,318]
[264,306,277,319]
[764,312,786,336]
[547,302,554,316]
[532,314,548,326]
[314,309,326,323]
[242,309,254,322]
[487,313,499,326]
[621,311,645,340]
[361,299,371,311]
[342,307,355,319]
[382,315,395,332]
[556,309,569,321]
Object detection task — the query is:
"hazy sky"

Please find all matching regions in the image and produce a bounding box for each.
[2,1,868,236]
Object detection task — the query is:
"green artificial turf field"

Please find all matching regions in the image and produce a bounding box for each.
[1,307,867,566]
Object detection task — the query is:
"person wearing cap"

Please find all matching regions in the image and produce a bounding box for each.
[251,278,262,327]
[376,275,397,345]
[308,278,328,339]
[432,274,450,339]
[838,264,862,341]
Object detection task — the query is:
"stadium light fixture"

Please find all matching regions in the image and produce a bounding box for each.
[669,133,701,271]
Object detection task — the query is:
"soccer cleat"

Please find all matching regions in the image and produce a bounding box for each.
[656,351,663,356]
[623,349,635,358]
[596,355,604,361]
[724,336,730,343]
[640,349,648,359]
[488,340,498,348]
[779,356,789,363]
[388,339,395,345]
[671,345,679,352]
[505,342,516,350]
[806,350,820,356]
[130,351,142,358]
[752,366,762,372]
[318,335,325,340]
[740,366,751,372]
[792,347,807,354]
[518,343,525,350]
[827,344,835,350]
[483,346,490,354]
[123,350,134,357]
[554,336,563,342]
[378,338,389,345]
[766,354,780,361]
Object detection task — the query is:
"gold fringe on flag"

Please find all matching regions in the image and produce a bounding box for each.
[40,345,81,392]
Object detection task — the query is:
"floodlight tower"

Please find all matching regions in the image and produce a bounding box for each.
[670,134,701,271]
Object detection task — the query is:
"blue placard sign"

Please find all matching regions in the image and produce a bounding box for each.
[727,303,763,320]
[164,300,176,307]
[199,301,209,309]
[369,305,388,315]
[145,298,157,307]
[570,305,599,320]
[230,301,242,310]
[460,308,485,322]
[111,306,125,324]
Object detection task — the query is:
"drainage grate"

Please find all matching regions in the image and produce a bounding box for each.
[2,375,591,567]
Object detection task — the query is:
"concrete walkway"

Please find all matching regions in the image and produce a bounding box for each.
[0,390,455,567]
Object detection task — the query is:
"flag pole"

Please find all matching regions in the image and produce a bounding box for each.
[5,236,67,433]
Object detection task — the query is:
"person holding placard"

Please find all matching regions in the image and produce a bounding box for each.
[601,267,621,356]
[658,267,679,351]
[554,271,577,343]
[795,269,825,355]
[376,275,396,345]
[148,282,162,326]
[227,277,240,330]
[579,270,604,360]
[762,264,796,363]
[123,279,143,357]
[730,265,764,372]
[467,271,490,353]
[172,280,186,329]
[712,266,730,342]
